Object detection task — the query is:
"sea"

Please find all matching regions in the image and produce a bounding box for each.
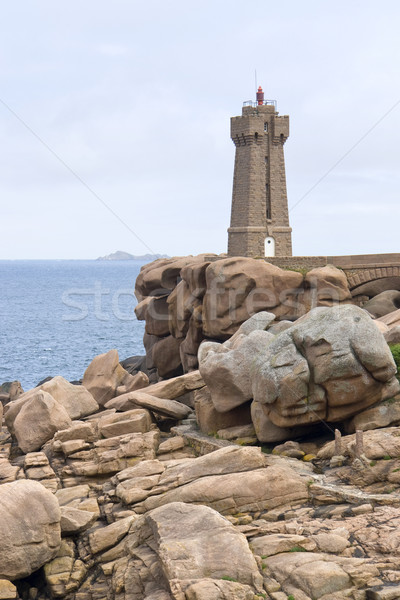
[0,260,147,391]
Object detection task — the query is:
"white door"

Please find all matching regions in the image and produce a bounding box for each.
[265,236,275,257]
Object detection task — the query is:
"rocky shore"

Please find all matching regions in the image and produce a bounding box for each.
[134,255,359,379]
[2,255,400,600]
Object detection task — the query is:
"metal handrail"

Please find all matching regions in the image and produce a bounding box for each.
[243,99,277,109]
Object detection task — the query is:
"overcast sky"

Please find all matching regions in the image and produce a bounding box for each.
[0,0,399,259]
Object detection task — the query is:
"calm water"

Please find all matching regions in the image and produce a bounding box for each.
[0,260,146,390]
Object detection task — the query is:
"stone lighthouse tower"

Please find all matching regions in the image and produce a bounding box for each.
[227,87,292,257]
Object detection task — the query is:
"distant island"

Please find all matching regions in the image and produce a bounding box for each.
[96,250,170,262]
[97,251,169,261]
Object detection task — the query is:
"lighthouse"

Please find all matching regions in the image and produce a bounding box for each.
[227,87,292,258]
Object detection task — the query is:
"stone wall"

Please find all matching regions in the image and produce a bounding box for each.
[267,256,329,269]
[268,255,400,296]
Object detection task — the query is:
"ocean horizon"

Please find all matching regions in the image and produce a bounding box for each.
[0,259,147,391]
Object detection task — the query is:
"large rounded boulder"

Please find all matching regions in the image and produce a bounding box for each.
[202,257,303,339]
[251,304,399,428]
[199,305,400,441]
[0,480,61,580]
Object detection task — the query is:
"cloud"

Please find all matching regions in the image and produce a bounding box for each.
[0,1,400,258]
[96,44,129,57]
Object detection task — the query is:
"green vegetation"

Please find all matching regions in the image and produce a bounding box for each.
[235,437,258,446]
[383,455,392,460]
[288,595,296,600]
[221,575,237,582]
[370,460,377,467]
[389,344,400,376]
[289,546,307,552]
